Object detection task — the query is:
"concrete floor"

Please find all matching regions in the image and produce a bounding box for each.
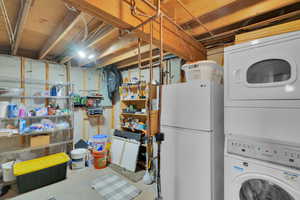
[7,167,155,200]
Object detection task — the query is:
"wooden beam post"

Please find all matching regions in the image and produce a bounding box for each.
[38,11,82,59]
[12,0,32,55]
[63,0,206,61]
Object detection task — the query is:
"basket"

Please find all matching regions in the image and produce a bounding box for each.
[182,60,223,83]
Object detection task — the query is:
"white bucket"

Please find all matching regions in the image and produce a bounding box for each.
[2,161,16,182]
[71,149,87,169]
[0,102,9,118]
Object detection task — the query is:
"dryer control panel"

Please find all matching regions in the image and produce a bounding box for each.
[227,138,300,169]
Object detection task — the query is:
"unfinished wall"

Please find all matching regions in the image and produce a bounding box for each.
[207,47,224,66]
[0,54,106,157]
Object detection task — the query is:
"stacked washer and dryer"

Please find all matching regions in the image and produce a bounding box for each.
[224,30,300,200]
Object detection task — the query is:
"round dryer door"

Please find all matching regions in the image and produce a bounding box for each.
[239,179,294,200]
[233,174,299,200]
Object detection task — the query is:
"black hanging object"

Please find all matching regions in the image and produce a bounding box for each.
[103,65,122,100]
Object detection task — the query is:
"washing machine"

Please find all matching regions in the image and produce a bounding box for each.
[224,30,300,144]
[225,154,300,200]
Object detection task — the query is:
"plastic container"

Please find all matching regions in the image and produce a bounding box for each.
[0,102,9,118]
[14,153,70,193]
[182,60,223,83]
[93,150,107,169]
[90,134,108,151]
[2,161,16,182]
[0,88,24,97]
[71,148,88,169]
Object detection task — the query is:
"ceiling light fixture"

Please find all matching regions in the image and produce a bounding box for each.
[77,51,86,58]
[88,54,95,60]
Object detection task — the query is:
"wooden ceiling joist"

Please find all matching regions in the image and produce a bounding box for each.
[98,44,154,67]
[81,34,138,66]
[38,11,82,59]
[11,0,32,55]
[0,0,14,45]
[198,9,300,48]
[184,0,299,37]
[63,0,206,61]
[60,25,116,64]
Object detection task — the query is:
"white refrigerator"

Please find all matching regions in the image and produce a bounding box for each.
[160,80,224,200]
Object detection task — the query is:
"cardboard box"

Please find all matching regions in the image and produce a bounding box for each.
[30,135,50,147]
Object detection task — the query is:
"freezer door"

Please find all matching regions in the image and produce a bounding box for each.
[161,81,212,131]
[161,126,212,200]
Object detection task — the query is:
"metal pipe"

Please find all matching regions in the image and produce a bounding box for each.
[175,0,213,36]
[149,20,154,82]
[159,14,164,86]
[141,0,206,55]
[138,38,142,80]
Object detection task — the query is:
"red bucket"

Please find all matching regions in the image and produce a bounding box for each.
[93,150,107,169]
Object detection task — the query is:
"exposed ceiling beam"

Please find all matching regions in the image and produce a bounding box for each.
[11,0,32,55]
[118,51,172,69]
[0,0,14,45]
[38,11,82,59]
[63,0,206,61]
[80,34,138,66]
[98,44,153,67]
[60,25,116,64]
[197,9,300,46]
[185,0,299,36]
[162,0,236,25]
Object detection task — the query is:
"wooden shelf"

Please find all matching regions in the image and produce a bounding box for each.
[121,126,146,133]
[121,99,147,102]
[121,113,147,117]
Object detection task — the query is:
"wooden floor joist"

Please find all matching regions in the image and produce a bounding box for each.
[98,44,153,68]
[12,0,32,55]
[81,34,138,66]
[38,11,83,59]
[63,0,206,61]
[187,0,300,37]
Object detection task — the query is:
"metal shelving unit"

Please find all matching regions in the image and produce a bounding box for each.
[0,140,73,156]
[0,76,74,160]
[0,96,70,99]
[0,114,71,121]
[0,128,73,138]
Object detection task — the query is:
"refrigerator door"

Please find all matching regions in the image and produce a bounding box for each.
[161,126,212,200]
[161,81,212,131]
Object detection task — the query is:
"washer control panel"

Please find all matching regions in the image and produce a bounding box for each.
[227,138,300,169]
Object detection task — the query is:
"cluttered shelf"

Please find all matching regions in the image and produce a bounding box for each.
[121,99,147,102]
[121,126,146,133]
[0,114,71,121]
[0,140,73,156]
[0,96,70,99]
[121,113,147,117]
[0,127,73,138]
